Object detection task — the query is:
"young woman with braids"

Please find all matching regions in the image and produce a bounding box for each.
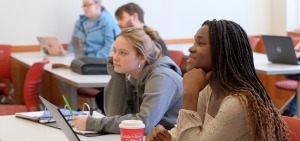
[146,19,289,141]
[71,27,183,134]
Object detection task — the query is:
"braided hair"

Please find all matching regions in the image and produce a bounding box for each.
[203,19,289,141]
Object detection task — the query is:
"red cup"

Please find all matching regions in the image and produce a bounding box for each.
[119,120,145,141]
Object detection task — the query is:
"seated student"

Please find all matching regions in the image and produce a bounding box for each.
[115,2,169,56]
[71,27,183,134]
[68,0,120,58]
[69,0,120,107]
[146,19,289,141]
[281,42,300,117]
[82,2,171,111]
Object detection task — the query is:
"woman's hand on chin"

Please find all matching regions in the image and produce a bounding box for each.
[182,68,213,110]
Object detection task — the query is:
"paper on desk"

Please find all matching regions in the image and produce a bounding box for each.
[15,110,86,123]
[73,127,98,134]
[15,111,48,122]
[72,111,105,134]
[81,111,106,118]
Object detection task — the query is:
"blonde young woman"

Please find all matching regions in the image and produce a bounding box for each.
[71,27,183,134]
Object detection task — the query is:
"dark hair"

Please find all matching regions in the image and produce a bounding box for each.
[203,19,289,141]
[115,2,145,23]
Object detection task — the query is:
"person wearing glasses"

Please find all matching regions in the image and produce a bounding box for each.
[68,0,120,58]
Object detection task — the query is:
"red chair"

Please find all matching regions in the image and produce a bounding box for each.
[0,59,49,115]
[77,87,103,110]
[282,116,300,141]
[248,36,261,51]
[0,45,15,104]
[23,59,49,111]
[168,50,184,67]
[275,80,298,91]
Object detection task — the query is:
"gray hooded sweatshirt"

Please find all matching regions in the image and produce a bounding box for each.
[86,56,183,134]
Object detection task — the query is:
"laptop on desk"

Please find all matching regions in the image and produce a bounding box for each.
[39,96,81,141]
[37,36,67,56]
[39,96,106,140]
[261,35,300,65]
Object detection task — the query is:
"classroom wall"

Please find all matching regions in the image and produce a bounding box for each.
[0,0,82,45]
[286,0,298,31]
[271,0,287,35]
[103,0,273,38]
[0,0,292,45]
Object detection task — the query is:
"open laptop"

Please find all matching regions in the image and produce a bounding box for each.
[72,36,84,58]
[261,35,300,65]
[39,96,81,141]
[37,36,67,56]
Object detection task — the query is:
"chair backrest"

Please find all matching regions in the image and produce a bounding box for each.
[282,116,300,141]
[23,59,49,112]
[248,36,261,51]
[168,50,184,67]
[0,45,12,81]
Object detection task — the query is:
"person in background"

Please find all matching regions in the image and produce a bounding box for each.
[281,42,300,117]
[146,19,289,141]
[115,2,169,56]
[71,27,183,134]
[70,0,120,106]
[68,0,120,58]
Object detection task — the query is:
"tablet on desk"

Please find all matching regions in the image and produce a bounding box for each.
[36,36,67,56]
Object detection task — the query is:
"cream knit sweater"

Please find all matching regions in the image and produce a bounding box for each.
[169,86,254,141]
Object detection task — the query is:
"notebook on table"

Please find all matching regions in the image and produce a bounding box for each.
[36,36,67,56]
[261,35,300,65]
[15,109,84,123]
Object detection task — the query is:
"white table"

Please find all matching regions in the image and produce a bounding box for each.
[0,115,120,141]
[11,52,111,109]
[253,52,300,117]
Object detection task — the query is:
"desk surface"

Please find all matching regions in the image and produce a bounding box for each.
[0,115,120,141]
[13,52,300,84]
[11,52,111,88]
[253,52,300,75]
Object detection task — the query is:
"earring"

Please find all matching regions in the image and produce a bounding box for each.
[138,63,141,68]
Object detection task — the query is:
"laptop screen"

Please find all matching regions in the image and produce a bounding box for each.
[261,35,299,65]
[72,36,84,59]
[36,37,67,56]
[39,96,80,141]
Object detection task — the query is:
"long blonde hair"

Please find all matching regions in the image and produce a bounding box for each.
[118,27,162,66]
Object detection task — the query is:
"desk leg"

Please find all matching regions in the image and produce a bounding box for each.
[297,80,300,118]
[65,84,77,110]
[57,80,78,110]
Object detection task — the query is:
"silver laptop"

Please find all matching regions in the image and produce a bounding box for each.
[262,35,300,65]
[39,96,81,141]
[72,36,84,59]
